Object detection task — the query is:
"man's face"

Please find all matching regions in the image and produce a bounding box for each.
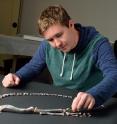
[43,22,79,53]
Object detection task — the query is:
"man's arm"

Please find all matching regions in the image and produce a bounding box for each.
[87,39,117,107]
[71,38,117,112]
[15,41,47,82]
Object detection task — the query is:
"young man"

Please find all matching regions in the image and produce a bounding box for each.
[2,5,117,112]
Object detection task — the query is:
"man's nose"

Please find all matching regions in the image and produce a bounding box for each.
[54,39,61,48]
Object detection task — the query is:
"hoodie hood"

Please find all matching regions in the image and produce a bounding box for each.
[70,23,99,54]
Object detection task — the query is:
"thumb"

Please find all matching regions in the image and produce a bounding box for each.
[13,75,20,85]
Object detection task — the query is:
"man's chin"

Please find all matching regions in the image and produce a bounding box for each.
[61,49,70,53]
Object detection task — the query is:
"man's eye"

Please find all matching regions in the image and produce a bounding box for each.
[56,33,62,38]
[48,38,53,42]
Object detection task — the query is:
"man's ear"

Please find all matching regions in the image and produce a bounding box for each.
[69,20,75,28]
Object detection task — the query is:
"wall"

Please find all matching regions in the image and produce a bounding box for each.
[20,0,117,42]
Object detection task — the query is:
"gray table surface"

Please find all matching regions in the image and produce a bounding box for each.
[0,34,41,56]
[0,34,41,72]
[0,75,117,124]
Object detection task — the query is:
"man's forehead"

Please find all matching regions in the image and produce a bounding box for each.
[43,24,66,39]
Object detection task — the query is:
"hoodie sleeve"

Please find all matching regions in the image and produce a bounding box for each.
[87,38,117,107]
[15,41,46,82]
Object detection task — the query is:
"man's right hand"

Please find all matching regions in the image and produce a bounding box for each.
[2,73,20,88]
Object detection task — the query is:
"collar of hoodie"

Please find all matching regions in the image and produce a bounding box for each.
[60,53,76,80]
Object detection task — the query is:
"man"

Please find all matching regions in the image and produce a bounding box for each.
[2,5,117,112]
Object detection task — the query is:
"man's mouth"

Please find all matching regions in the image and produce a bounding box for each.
[61,46,66,51]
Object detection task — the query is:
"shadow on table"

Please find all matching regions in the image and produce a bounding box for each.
[90,98,117,118]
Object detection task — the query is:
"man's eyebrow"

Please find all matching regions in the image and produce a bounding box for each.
[46,36,54,41]
[46,32,63,41]
[46,34,56,41]
[46,38,52,41]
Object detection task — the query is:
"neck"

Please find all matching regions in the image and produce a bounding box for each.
[74,28,80,47]
[70,30,79,53]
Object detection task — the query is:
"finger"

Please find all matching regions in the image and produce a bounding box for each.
[71,96,81,112]
[14,75,20,85]
[2,82,9,87]
[3,80,14,87]
[2,79,11,87]
[83,98,91,109]
[8,81,16,87]
[76,94,87,111]
[71,97,78,112]
[8,74,19,86]
[15,78,20,85]
[8,76,16,86]
[88,99,95,110]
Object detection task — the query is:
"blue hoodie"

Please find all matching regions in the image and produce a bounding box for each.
[16,23,117,107]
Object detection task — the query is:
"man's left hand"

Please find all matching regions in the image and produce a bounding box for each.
[71,92,95,112]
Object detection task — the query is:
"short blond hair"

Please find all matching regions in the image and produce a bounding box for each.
[38,5,71,36]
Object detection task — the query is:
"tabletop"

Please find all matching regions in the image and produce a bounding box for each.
[0,34,41,56]
[0,75,117,124]
[0,34,41,72]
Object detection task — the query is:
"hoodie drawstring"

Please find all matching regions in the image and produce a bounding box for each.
[60,53,76,80]
[60,53,66,77]
[70,54,75,80]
